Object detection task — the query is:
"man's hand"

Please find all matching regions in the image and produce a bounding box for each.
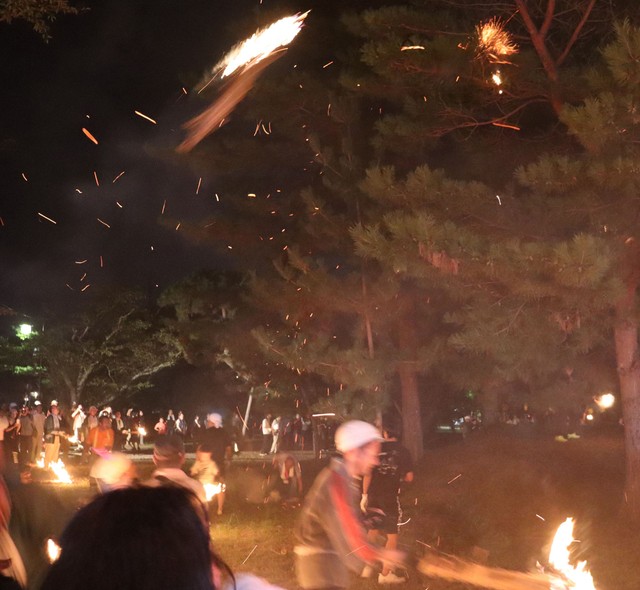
[360,493,368,513]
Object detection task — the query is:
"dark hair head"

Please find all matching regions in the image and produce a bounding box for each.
[153,434,185,467]
[41,486,231,590]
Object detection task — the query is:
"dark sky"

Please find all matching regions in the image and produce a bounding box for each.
[0,0,316,312]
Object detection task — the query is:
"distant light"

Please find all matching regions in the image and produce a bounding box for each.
[312,413,336,418]
[595,393,615,410]
[18,324,32,338]
[585,414,594,421]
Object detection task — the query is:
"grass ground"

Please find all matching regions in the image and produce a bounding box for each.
[18,428,637,590]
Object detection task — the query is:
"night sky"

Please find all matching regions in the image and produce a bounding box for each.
[0,0,316,312]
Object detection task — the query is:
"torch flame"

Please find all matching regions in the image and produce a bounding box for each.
[50,460,73,484]
[204,482,223,502]
[138,427,147,437]
[177,12,308,153]
[46,538,62,563]
[548,518,596,589]
[216,12,309,79]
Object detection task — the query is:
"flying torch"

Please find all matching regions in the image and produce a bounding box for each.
[177,12,309,153]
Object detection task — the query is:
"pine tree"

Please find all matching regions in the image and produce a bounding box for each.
[353,20,640,520]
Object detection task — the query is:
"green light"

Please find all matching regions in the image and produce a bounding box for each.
[17,324,33,339]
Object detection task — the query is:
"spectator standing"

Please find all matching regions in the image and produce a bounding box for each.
[0,410,9,471]
[30,404,45,464]
[17,407,34,466]
[270,416,281,454]
[260,414,272,455]
[71,405,85,442]
[43,406,65,469]
[154,417,167,436]
[112,411,126,451]
[165,409,176,435]
[86,416,115,458]
[175,411,188,438]
[4,407,20,466]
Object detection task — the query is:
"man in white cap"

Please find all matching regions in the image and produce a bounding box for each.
[295,420,405,590]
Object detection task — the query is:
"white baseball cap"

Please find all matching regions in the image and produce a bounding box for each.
[207,413,222,428]
[335,420,382,453]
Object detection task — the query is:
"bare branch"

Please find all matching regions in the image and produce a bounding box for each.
[557,0,598,66]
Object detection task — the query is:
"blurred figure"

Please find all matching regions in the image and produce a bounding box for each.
[146,435,206,504]
[86,416,114,459]
[175,412,188,438]
[267,452,302,504]
[154,417,167,435]
[295,421,404,590]
[112,411,126,451]
[166,409,176,435]
[190,445,219,504]
[269,416,281,454]
[361,423,414,583]
[17,408,33,467]
[260,414,272,456]
[201,414,232,515]
[90,452,136,493]
[70,406,85,442]
[30,405,44,465]
[43,406,65,469]
[0,476,26,588]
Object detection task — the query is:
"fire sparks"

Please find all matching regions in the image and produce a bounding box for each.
[476,18,518,63]
[81,127,99,145]
[50,460,73,484]
[134,110,157,124]
[548,518,596,589]
[37,212,57,225]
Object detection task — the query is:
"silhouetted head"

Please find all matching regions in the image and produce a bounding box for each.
[40,485,231,590]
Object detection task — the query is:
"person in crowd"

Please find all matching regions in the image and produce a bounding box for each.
[192,415,203,442]
[201,414,232,515]
[154,417,167,435]
[175,411,188,438]
[165,409,176,435]
[30,404,45,465]
[86,416,114,459]
[71,405,85,442]
[360,423,414,584]
[267,452,302,504]
[295,420,404,590]
[269,416,281,455]
[0,407,9,472]
[260,414,272,456]
[43,405,66,469]
[292,414,303,450]
[112,411,126,451]
[4,407,20,467]
[146,435,206,504]
[89,452,137,493]
[84,406,99,434]
[39,486,233,590]
[17,407,33,467]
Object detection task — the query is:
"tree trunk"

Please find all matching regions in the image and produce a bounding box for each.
[398,361,424,461]
[614,313,640,522]
[396,305,424,461]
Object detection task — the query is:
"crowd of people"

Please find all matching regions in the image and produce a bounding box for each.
[0,396,415,590]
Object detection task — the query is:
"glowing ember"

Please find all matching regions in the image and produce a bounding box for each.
[216,12,308,79]
[138,427,147,437]
[46,538,61,563]
[36,458,44,469]
[204,482,223,501]
[548,518,596,589]
[476,18,518,62]
[50,460,73,484]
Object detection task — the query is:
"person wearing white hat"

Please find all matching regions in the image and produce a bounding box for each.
[294,420,405,590]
